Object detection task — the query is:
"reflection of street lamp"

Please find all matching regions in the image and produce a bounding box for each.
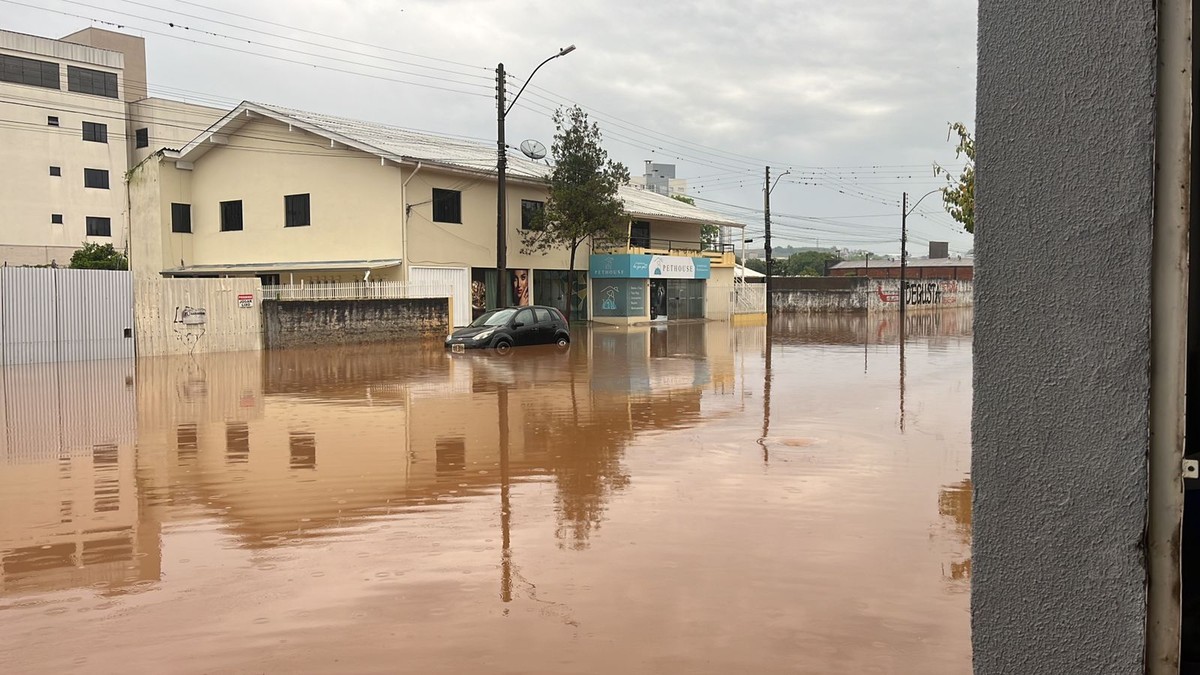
[900,189,943,319]
[495,46,576,308]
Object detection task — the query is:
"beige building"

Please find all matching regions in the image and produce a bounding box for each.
[128,101,744,326]
[0,28,148,266]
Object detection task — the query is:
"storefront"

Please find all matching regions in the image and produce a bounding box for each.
[588,253,712,325]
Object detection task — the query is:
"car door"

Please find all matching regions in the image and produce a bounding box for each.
[533,307,555,345]
[511,308,538,346]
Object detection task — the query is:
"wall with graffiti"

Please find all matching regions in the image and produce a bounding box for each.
[772,278,973,313]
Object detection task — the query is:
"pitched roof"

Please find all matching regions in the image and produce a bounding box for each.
[173,100,743,228]
[617,186,743,229]
[829,257,974,269]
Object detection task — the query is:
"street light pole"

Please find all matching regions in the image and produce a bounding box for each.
[495,45,575,308]
[900,188,944,321]
[763,166,790,317]
[901,191,908,320]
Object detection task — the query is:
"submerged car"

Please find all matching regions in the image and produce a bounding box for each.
[445,305,570,354]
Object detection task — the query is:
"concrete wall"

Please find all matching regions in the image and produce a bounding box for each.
[973,1,1157,672]
[134,277,263,356]
[262,298,450,349]
[771,278,973,313]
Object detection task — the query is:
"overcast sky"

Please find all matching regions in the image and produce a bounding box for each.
[6,0,977,255]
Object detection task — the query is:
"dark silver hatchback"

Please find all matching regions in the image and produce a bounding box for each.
[445,305,570,354]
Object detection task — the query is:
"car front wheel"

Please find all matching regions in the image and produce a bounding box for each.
[494,339,513,355]
[555,335,570,348]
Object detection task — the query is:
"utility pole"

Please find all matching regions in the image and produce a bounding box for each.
[764,166,772,316]
[495,63,508,309]
[900,191,908,321]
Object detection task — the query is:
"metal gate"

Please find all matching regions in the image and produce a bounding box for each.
[408,266,470,327]
[0,267,134,365]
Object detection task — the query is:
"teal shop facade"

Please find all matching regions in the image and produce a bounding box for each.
[589,254,716,325]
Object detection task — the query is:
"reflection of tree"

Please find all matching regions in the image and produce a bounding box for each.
[524,410,631,550]
[938,478,972,582]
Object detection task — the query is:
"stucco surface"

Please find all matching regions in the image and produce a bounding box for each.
[973,2,1155,673]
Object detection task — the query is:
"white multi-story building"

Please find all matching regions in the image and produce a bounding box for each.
[0,28,145,265]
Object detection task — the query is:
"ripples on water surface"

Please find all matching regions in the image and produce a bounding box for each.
[0,311,972,674]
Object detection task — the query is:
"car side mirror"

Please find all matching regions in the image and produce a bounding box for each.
[512,321,524,328]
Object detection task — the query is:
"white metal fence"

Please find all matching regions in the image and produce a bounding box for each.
[730,284,766,314]
[261,281,453,301]
[0,267,134,365]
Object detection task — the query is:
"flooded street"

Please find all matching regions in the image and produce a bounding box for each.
[0,312,972,674]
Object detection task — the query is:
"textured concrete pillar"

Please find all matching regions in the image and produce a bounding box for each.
[973,1,1157,672]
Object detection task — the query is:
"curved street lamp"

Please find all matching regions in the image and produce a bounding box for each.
[495,46,576,308]
[900,188,944,318]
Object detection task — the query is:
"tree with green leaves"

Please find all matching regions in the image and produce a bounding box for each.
[779,250,841,276]
[934,122,975,234]
[69,243,128,270]
[520,105,630,286]
[743,258,768,274]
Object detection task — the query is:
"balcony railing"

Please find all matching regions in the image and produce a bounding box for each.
[597,238,736,265]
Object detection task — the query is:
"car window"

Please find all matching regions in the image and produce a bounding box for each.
[534,308,553,324]
[471,308,517,327]
[515,309,534,325]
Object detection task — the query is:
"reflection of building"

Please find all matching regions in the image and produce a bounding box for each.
[938,478,972,582]
[130,324,735,550]
[770,308,974,346]
[0,360,161,596]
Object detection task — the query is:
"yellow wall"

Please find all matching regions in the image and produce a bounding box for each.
[173,119,406,270]
[403,173,580,272]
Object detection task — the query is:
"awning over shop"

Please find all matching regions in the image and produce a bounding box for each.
[162,259,403,276]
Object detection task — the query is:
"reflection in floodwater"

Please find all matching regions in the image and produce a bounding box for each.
[0,314,973,673]
[939,478,974,582]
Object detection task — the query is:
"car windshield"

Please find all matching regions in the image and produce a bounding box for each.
[470,308,517,327]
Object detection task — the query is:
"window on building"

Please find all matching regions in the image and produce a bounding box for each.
[86,216,111,237]
[82,121,107,143]
[289,433,316,470]
[49,166,61,176]
[521,199,544,230]
[220,200,243,232]
[47,116,59,127]
[630,220,651,248]
[67,66,118,99]
[225,423,249,464]
[284,193,310,227]
[135,128,149,149]
[0,54,60,90]
[432,188,462,224]
[171,203,192,233]
[51,214,63,224]
[83,168,109,189]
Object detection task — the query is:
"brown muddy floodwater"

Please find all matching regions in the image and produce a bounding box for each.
[0,311,972,674]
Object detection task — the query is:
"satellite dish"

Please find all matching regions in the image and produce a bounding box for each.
[519,139,547,160]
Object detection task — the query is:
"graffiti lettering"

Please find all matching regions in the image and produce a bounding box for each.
[905,282,943,305]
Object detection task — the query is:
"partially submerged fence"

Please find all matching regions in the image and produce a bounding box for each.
[0,267,133,365]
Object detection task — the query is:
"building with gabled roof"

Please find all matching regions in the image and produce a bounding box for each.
[129,100,746,325]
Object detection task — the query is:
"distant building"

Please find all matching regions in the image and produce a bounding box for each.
[628,161,688,198]
[828,257,974,280]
